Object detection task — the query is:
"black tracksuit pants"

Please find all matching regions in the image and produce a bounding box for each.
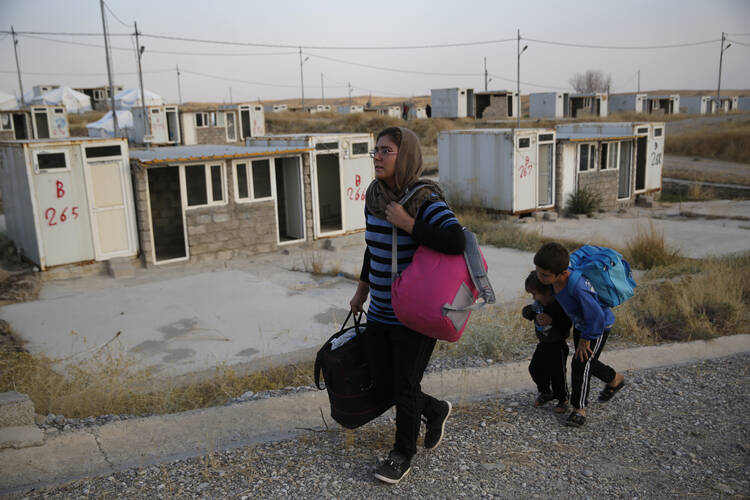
[571,329,616,409]
[528,340,569,402]
[364,321,443,458]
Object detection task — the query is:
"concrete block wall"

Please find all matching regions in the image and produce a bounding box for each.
[577,170,624,211]
[302,154,314,240]
[478,95,510,119]
[196,126,232,144]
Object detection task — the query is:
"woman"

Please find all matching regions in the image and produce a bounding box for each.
[349,126,465,484]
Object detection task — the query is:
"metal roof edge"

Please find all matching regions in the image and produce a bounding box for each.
[131,147,313,166]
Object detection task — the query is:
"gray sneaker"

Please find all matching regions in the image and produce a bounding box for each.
[424,400,452,450]
[374,450,412,484]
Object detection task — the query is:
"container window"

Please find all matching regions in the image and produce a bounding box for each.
[637,127,648,134]
[0,113,11,131]
[518,137,530,149]
[53,108,64,114]
[654,127,663,137]
[151,109,160,114]
[252,159,272,199]
[195,112,209,128]
[315,142,338,151]
[236,163,249,199]
[225,112,237,141]
[538,133,554,142]
[37,152,68,171]
[352,142,369,155]
[185,164,208,206]
[578,144,596,172]
[85,145,122,158]
[211,165,224,202]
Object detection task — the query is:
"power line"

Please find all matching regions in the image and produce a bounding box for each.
[0,30,131,37]
[180,67,349,89]
[522,36,720,50]
[0,68,173,76]
[304,52,484,77]
[487,73,562,90]
[727,39,750,47]
[17,33,298,56]
[103,0,131,28]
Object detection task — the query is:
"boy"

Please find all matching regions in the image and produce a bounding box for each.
[533,242,626,427]
[522,271,572,413]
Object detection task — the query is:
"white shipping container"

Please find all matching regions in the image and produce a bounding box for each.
[438,128,556,214]
[0,137,138,270]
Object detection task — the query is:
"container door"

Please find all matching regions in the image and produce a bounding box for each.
[537,142,554,207]
[634,130,648,193]
[85,159,136,259]
[513,132,537,213]
[618,141,633,199]
[313,153,343,236]
[251,106,265,136]
[165,107,180,144]
[646,126,664,191]
[341,146,373,232]
[49,108,68,138]
[33,148,95,268]
[150,108,168,143]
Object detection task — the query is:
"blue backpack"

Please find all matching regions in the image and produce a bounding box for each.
[567,245,636,308]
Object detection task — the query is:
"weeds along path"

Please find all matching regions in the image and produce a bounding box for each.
[663,154,750,186]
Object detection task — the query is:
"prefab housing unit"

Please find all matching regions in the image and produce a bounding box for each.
[180,107,239,145]
[74,85,124,111]
[568,93,608,118]
[555,122,665,212]
[129,144,314,266]
[608,93,649,114]
[438,128,557,214]
[474,90,518,119]
[738,96,750,111]
[247,133,374,238]
[680,95,713,114]
[713,96,738,112]
[643,95,680,115]
[529,92,608,118]
[306,105,332,114]
[374,105,401,118]
[129,105,181,146]
[0,137,138,270]
[263,104,288,113]
[407,106,427,119]
[232,103,265,139]
[431,88,475,118]
[0,106,69,141]
[337,105,364,114]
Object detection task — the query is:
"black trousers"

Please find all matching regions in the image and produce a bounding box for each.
[528,340,569,402]
[571,329,616,409]
[363,321,443,458]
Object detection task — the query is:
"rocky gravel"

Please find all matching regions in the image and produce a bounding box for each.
[20,352,749,499]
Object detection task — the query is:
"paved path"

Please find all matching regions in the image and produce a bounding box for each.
[5,335,749,497]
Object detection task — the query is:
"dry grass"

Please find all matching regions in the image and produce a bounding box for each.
[613,252,750,343]
[663,165,750,187]
[665,118,750,164]
[0,343,314,418]
[659,184,722,203]
[624,221,683,269]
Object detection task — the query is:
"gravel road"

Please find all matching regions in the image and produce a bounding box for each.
[20,352,749,499]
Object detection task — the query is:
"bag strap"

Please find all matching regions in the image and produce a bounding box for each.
[567,268,583,297]
[390,184,428,283]
[463,230,495,305]
[314,310,363,390]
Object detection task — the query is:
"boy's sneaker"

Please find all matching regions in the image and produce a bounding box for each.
[534,392,555,407]
[424,400,452,450]
[374,450,412,484]
[554,399,569,413]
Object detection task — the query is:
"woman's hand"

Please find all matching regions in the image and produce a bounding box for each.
[385,202,415,233]
[350,281,369,314]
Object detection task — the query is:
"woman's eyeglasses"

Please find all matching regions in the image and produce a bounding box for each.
[368,147,397,158]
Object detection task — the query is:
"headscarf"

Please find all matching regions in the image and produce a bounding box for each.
[364,127,444,220]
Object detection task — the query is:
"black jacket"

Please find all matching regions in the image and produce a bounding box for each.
[521,300,572,343]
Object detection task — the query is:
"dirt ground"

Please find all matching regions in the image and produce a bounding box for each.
[663,154,750,186]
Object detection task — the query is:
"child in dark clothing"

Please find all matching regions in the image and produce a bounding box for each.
[522,271,572,413]
[534,242,626,428]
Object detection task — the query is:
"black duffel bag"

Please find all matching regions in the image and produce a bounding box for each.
[314,311,393,429]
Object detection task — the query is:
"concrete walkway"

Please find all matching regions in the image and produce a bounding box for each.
[2,334,748,495]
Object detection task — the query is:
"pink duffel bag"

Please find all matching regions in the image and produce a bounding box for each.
[392,243,489,342]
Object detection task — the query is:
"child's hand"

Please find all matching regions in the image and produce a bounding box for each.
[575,339,593,361]
[536,313,552,326]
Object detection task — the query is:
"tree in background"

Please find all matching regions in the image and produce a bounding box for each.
[569,70,613,93]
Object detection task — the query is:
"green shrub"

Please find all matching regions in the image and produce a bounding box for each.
[566,187,602,215]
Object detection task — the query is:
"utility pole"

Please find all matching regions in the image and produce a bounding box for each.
[299,47,305,109]
[484,56,488,92]
[321,73,324,103]
[176,65,182,105]
[637,69,640,93]
[717,31,732,112]
[134,21,150,139]
[11,26,24,104]
[348,82,352,106]
[100,0,119,136]
[229,87,233,104]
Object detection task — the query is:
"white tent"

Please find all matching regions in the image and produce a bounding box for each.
[114,88,165,109]
[31,87,92,114]
[86,110,133,138]
[0,90,17,110]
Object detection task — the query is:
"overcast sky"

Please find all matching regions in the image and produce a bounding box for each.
[1,0,748,104]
